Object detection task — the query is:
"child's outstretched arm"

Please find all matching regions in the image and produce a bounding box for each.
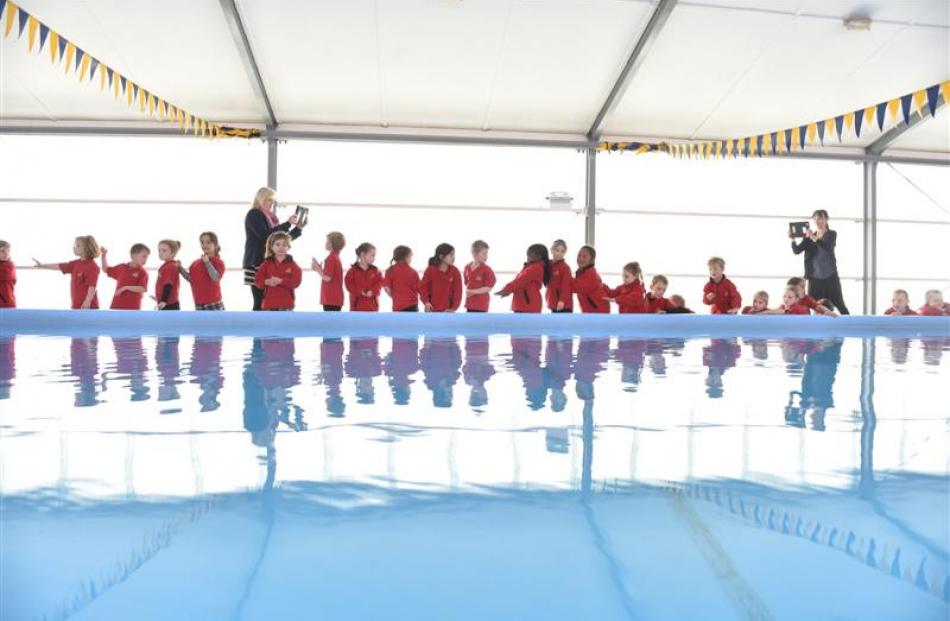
[32,259,61,270]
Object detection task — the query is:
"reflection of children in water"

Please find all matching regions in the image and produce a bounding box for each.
[317,338,346,417]
[462,337,494,410]
[921,337,949,366]
[109,337,149,402]
[701,338,741,398]
[510,336,546,410]
[243,338,305,455]
[544,337,573,412]
[189,336,224,411]
[155,336,181,402]
[344,337,382,405]
[420,337,462,408]
[742,338,770,362]
[386,337,420,406]
[574,338,609,402]
[785,339,842,432]
[67,337,100,407]
[888,338,910,365]
[0,336,14,400]
[614,338,647,392]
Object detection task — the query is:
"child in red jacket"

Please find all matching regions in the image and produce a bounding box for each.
[884,289,917,316]
[101,243,150,310]
[918,289,950,316]
[254,232,302,310]
[763,287,810,315]
[741,291,770,315]
[0,240,17,308]
[345,243,382,312]
[312,231,345,311]
[33,235,101,309]
[606,262,646,313]
[547,239,573,313]
[666,294,694,314]
[497,244,550,313]
[180,232,226,310]
[464,240,496,312]
[574,245,610,313]
[786,277,818,313]
[645,275,673,313]
[383,245,420,312]
[420,243,462,312]
[702,256,741,314]
[151,239,182,310]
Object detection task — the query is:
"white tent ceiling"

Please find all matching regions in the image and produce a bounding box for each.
[1,0,948,155]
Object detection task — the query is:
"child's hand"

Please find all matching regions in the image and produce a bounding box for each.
[264,277,282,286]
[176,259,183,268]
[363,291,374,297]
[424,302,434,311]
[32,258,41,267]
[157,301,166,310]
[100,246,108,256]
[311,258,322,272]
[495,291,510,298]
[705,292,716,302]
[149,294,158,301]
[726,308,738,314]
[288,215,299,226]
[115,286,125,295]
[80,300,92,309]
[556,301,565,311]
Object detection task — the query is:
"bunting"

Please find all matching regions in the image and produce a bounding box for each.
[0,1,260,139]
[598,80,949,159]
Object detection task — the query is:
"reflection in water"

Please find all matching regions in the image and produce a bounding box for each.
[155,336,181,404]
[108,337,149,402]
[420,337,462,408]
[462,337,493,410]
[317,338,345,417]
[702,338,740,399]
[386,337,420,406]
[345,337,382,405]
[189,337,224,412]
[784,339,842,432]
[65,337,100,407]
[0,336,14,400]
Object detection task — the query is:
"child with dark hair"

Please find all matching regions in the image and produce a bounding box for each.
[606,262,646,313]
[497,244,551,313]
[420,243,462,312]
[344,243,382,312]
[253,232,302,311]
[546,239,573,313]
[179,232,226,310]
[383,245,419,312]
[573,245,610,313]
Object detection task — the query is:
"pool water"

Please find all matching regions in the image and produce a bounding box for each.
[1,334,948,620]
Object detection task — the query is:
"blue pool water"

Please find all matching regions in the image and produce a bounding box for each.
[1,316,949,620]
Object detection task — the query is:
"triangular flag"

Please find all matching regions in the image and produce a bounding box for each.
[0,1,6,21]
[784,129,793,152]
[863,106,875,127]
[132,83,139,103]
[941,81,950,108]
[57,34,67,62]
[767,132,776,155]
[88,58,99,82]
[887,98,899,122]
[900,94,913,125]
[64,42,75,73]
[26,14,37,51]
[120,75,127,94]
[853,109,864,137]
[714,141,722,158]
[78,53,90,82]
[48,30,58,63]
[818,119,828,144]
[913,89,927,114]
[147,94,155,117]
[755,135,763,156]
[98,64,106,91]
[74,47,84,71]
[38,22,48,50]
[177,109,185,128]
[875,101,887,131]
[106,67,114,88]
[158,100,166,120]
[925,84,940,117]
[16,4,27,37]
[797,125,806,150]
[806,123,817,145]
[127,82,134,106]
[3,2,16,38]
[138,88,147,111]
[113,71,119,98]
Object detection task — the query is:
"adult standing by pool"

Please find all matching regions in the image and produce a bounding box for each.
[243,187,304,311]
[790,209,849,315]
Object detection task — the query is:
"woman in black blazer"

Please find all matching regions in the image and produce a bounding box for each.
[790,209,849,315]
[243,187,303,310]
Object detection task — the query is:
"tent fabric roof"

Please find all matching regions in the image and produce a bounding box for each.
[2,0,948,155]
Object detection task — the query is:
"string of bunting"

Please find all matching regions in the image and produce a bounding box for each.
[598,79,949,159]
[0,1,260,139]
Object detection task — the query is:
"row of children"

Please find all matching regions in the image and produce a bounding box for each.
[2,235,948,316]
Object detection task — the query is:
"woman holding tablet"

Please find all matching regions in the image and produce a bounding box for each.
[789,209,849,315]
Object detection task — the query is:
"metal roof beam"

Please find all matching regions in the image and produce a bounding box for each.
[866,94,945,155]
[218,0,277,125]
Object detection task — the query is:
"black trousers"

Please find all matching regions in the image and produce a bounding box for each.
[552,308,573,314]
[466,308,485,313]
[808,276,849,315]
[323,305,342,312]
[251,286,265,311]
[398,305,419,312]
[159,302,180,311]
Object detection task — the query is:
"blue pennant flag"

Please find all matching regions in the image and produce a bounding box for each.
[798,125,807,149]
[854,109,864,137]
[900,94,913,125]
[120,75,127,94]
[88,58,99,81]
[770,132,778,154]
[132,84,139,101]
[106,67,114,87]
[0,2,7,20]
[817,121,825,144]
[75,48,84,71]
[834,115,844,141]
[17,7,29,37]
[925,84,940,117]
[57,35,67,59]
[755,135,763,156]
[784,129,792,152]
[875,102,887,131]
[38,23,49,49]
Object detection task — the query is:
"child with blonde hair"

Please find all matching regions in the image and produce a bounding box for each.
[254,232,302,311]
[101,243,150,310]
[33,235,101,309]
[153,239,182,310]
[0,240,16,308]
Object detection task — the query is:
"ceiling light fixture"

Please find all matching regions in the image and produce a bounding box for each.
[843,16,872,31]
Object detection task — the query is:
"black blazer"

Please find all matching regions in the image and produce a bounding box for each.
[243,208,302,269]
[791,229,838,279]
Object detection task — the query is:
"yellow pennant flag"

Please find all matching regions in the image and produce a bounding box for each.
[26,15,38,52]
[863,106,874,126]
[941,81,950,107]
[844,112,855,132]
[159,100,167,120]
[178,109,185,128]
[763,133,772,154]
[127,82,133,106]
[806,123,817,144]
[791,127,801,151]
[49,31,59,63]
[78,53,90,82]
[64,42,75,74]
[887,98,900,121]
[913,89,927,114]
[99,65,106,91]
[3,2,17,38]
[824,118,834,141]
[138,88,146,111]
[147,94,155,117]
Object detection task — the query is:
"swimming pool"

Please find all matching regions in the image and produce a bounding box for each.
[1,312,948,620]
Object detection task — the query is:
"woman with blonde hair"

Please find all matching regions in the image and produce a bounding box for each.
[243,187,305,310]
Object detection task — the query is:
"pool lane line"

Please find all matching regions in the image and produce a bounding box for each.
[670,491,776,621]
[581,497,642,620]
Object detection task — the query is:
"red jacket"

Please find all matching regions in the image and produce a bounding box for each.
[383,262,420,311]
[800,294,819,312]
[320,250,345,307]
[107,263,148,310]
[0,260,16,308]
[464,262,496,312]
[884,307,917,316]
[918,304,950,316]
[420,264,463,312]
[59,259,100,309]
[500,262,545,313]
[188,256,225,305]
[345,264,383,311]
[783,303,810,315]
[254,255,302,310]
[155,260,180,306]
[606,280,646,314]
[546,259,574,311]
[645,293,673,314]
[574,266,610,313]
[702,276,741,314]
